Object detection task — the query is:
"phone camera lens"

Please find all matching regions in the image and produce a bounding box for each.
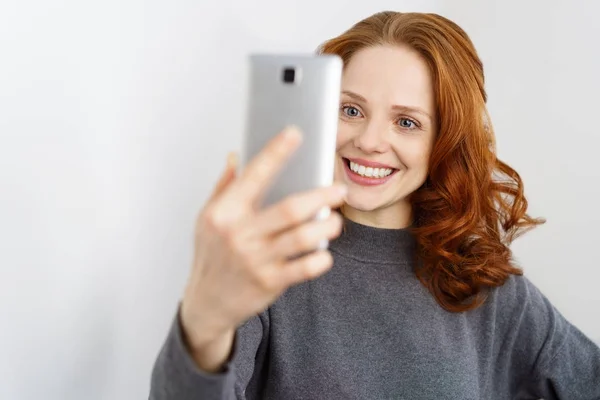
[282,67,296,83]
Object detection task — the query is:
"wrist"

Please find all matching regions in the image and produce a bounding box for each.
[182,321,236,373]
[179,300,233,352]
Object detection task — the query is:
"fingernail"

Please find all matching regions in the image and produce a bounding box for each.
[226,152,237,168]
[283,125,303,142]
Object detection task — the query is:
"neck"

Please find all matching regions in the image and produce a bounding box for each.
[341,201,413,229]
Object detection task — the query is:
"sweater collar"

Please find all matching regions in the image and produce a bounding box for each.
[329,217,416,265]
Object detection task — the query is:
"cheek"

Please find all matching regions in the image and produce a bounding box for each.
[393,139,433,170]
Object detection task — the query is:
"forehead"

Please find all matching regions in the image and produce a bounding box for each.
[341,45,434,112]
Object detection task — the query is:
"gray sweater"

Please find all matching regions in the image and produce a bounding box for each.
[150,218,600,399]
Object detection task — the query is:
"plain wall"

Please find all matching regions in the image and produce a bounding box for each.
[0,1,597,399]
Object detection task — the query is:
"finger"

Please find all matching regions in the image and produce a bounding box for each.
[207,152,238,204]
[232,126,303,203]
[267,213,343,260]
[278,250,334,287]
[245,184,347,238]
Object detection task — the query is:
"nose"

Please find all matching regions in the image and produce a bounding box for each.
[353,120,390,153]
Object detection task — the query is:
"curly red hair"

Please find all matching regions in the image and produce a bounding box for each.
[318,11,545,312]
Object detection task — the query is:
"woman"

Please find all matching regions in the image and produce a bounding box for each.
[150,11,600,399]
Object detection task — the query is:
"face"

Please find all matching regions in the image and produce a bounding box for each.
[334,44,437,229]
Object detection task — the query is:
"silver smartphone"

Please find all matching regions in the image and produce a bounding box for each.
[241,54,342,210]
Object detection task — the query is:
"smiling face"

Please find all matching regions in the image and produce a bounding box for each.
[334,44,437,228]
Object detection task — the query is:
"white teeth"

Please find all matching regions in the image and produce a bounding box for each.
[349,161,393,178]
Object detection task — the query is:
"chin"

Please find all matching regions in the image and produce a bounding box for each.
[344,192,386,212]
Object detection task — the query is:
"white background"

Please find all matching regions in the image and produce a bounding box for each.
[0,1,597,399]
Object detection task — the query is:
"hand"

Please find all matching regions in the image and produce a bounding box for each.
[181,126,347,357]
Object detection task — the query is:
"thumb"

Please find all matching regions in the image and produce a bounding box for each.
[209,152,238,202]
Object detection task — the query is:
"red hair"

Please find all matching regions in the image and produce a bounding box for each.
[318,11,545,312]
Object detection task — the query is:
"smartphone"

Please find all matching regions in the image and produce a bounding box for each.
[240,53,343,222]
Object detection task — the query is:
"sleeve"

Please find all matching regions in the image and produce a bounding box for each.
[506,276,600,399]
[149,305,270,400]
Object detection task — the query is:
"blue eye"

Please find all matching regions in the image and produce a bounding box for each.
[342,105,362,118]
[398,117,417,129]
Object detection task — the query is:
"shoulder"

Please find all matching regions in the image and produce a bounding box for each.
[486,275,600,396]
[483,273,571,353]
[485,272,572,363]
[489,272,552,316]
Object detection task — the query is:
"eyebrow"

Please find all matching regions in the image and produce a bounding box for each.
[341,90,433,120]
